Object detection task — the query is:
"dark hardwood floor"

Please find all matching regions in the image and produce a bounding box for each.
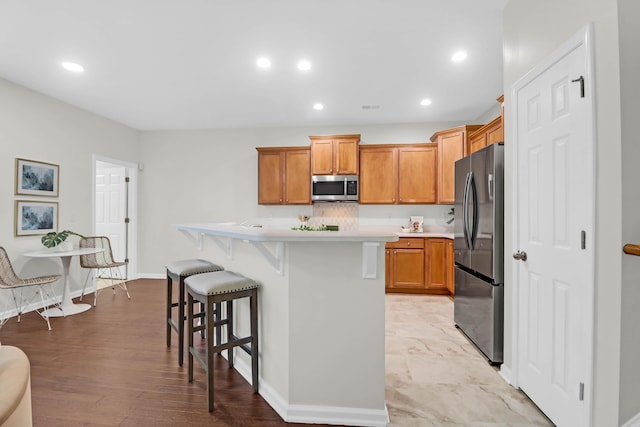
[0,279,327,427]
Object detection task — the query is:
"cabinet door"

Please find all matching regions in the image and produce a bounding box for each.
[398,145,437,203]
[446,239,455,295]
[284,150,311,204]
[486,117,503,146]
[385,247,392,288]
[468,131,487,155]
[438,131,466,204]
[310,139,334,175]
[335,138,359,174]
[392,248,425,289]
[425,238,448,291]
[257,151,283,204]
[359,147,396,204]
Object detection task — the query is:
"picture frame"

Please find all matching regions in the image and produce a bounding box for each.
[15,200,58,236]
[15,158,59,197]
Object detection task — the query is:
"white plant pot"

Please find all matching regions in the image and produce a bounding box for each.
[54,241,73,252]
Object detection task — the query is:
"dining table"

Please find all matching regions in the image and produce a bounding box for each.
[23,247,104,317]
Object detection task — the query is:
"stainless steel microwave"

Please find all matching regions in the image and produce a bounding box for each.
[311,175,358,202]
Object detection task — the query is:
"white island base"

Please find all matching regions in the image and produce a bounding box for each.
[174,223,397,427]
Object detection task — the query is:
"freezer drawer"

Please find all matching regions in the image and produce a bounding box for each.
[454,266,503,364]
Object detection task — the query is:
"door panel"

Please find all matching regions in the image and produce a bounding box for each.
[515,38,591,427]
[454,156,470,266]
[454,267,503,363]
[95,165,126,263]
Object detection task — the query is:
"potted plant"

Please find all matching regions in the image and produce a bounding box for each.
[41,230,86,251]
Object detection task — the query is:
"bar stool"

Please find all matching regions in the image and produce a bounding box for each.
[185,270,259,412]
[166,259,224,366]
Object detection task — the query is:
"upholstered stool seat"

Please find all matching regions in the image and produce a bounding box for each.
[166,259,224,366]
[185,270,259,412]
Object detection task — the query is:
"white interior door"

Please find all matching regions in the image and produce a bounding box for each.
[513,29,594,427]
[95,162,127,266]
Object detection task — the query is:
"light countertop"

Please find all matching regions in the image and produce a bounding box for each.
[172,222,453,242]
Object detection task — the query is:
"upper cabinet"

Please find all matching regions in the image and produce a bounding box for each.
[359,143,437,204]
[257,147,311,205]
[309,134,360,175]
[430,125,482,204]
[468,116,503,155]
[468,95,505,155]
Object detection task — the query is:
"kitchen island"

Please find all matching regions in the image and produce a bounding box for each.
[173,222,399,427]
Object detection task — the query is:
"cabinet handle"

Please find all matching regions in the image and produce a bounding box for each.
[386,250,389,254]
[407,242,411,246]
[394,250,397,254]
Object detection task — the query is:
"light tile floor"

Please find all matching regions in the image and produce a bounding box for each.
[385,294,554,427]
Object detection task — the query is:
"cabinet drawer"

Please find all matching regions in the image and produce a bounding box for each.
[386,238,424,249]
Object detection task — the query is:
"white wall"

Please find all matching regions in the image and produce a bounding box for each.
[618,0,640,423]
[137,122,463,275]
[503,1,623,426]
[0,78,139,302]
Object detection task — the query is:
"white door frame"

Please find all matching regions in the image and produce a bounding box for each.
[92,154,138,280]
[510,23,596,424]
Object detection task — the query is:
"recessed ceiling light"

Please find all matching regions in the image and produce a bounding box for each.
[256,57,271,68]
[420,99,432,106]
[61,61,84,72]
[313,103,324,110]
[451,51,467,62]
[297,60,311,71]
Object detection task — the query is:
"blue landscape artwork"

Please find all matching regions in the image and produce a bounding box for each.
[21,205,54,230]
[22,165,55,191]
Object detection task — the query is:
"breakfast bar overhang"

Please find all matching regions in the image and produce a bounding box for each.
[173,222,399,427]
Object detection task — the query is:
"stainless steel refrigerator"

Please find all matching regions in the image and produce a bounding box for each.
[454,142,504,364]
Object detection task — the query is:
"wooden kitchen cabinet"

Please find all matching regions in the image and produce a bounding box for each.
[309,134,359,175]
[257,147,311,205]
[468,116,503,155]
[385,237,454,295]
[398,145,437,203]
[386,238,425,291]
[430,125,482,204]
[359,146,396,203]
[446,239,454,296]
[425,238,451,294]
[359,143,437,204]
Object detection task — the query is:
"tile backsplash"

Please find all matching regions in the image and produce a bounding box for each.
[311,202,359,230]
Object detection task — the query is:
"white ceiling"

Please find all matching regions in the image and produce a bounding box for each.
[0,0,507,130]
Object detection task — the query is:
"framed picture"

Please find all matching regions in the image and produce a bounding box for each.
[15,200,58,236]
[15,158,59,197]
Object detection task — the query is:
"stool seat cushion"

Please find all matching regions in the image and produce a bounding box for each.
[166,259,224,277]
[186,271,258,296]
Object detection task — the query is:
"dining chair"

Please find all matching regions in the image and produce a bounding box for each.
[79,236,130,306]
[0,246,61,331]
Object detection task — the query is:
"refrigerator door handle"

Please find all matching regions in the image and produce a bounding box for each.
[470,172,479,249]
[488,173,494,201]
[463,171,473,249]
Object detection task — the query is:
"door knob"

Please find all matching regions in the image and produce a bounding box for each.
[513,251,527,261]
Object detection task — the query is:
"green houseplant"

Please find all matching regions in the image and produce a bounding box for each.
[41,230,86,249]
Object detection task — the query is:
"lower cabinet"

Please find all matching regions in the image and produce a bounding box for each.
[385,237,453,295]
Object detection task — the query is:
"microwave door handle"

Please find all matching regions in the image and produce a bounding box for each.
[342,177,349,200]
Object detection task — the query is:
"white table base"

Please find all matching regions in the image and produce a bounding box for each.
[24,247,104,318]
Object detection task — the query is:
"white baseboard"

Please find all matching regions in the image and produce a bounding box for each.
[136,273,165,279]
[499,364,514,386]
[233,355,389,427]
[622,412,640,427]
